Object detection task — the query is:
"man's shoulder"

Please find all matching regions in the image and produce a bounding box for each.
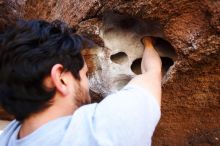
[0,120,20,145]
[0,120,20,135]
[104,84,157,102]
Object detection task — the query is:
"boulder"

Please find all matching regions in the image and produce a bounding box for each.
[0,0,219,145]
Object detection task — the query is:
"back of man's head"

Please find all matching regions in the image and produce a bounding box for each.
[0,20,86,122]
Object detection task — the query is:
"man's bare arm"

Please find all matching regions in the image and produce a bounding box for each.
[128,37,162,106]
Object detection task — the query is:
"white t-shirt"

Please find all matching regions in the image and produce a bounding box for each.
[0,85,161,146]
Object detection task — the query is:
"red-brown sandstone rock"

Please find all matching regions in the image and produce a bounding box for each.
[0,0,219,145]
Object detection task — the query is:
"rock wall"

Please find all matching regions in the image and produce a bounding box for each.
[0,0,220,145]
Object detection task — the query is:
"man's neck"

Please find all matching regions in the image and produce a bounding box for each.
[18,104,77,139]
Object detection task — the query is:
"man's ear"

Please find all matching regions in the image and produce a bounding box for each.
[51,64,68,96]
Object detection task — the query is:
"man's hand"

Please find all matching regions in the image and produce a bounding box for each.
[128,36,162,106]
[141,37,162,73]
[141,37,154,48]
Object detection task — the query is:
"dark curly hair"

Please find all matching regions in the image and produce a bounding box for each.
[0,19,88,121]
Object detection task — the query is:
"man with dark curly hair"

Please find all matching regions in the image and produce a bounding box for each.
[0,20,161,146]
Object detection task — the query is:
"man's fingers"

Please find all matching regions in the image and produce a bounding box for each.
[142,37,154,49]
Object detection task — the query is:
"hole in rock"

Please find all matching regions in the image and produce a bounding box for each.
[153,37,177,59]
[161,57,174,74]
[131,57,174,75]
[131,58,142,75]
[110,52,128,64]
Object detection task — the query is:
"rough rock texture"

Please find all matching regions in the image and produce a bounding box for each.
[0,0,21,31]
[0,0,220,145]
[23,0,101,27]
